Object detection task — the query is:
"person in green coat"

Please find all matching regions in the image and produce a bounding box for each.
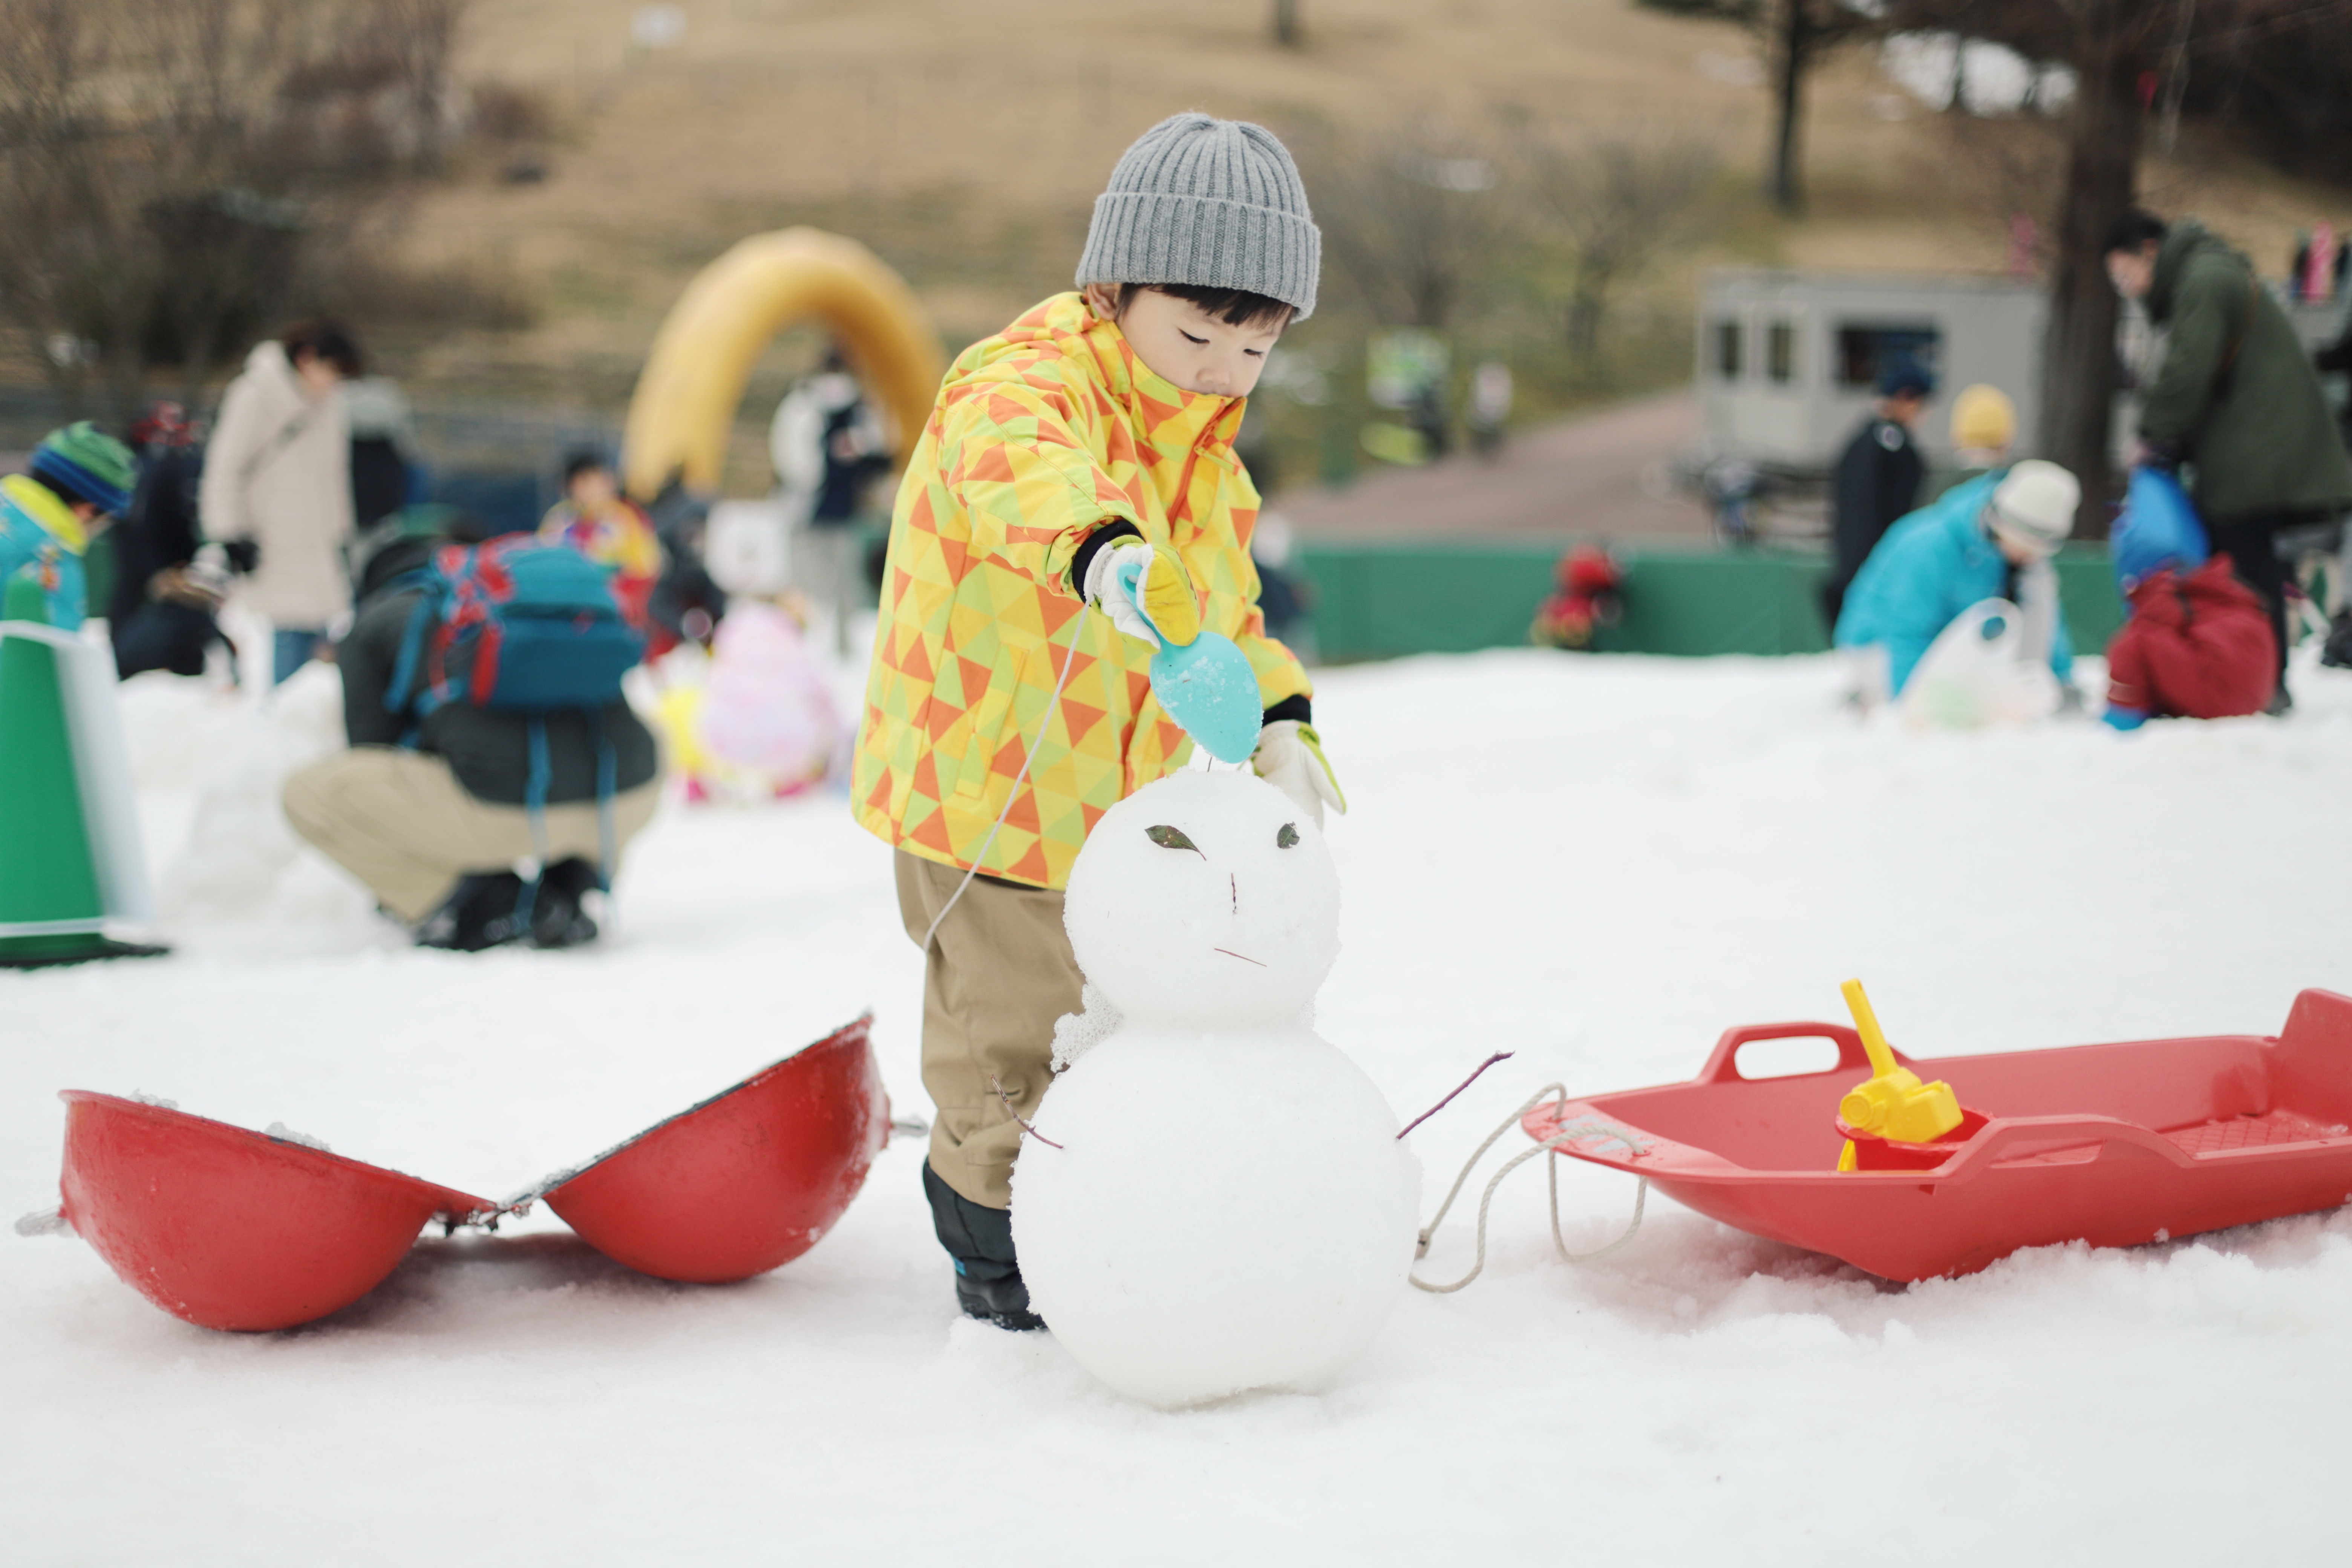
[2106,210,2352,706]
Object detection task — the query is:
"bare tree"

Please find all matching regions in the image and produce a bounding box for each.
[1636,1,1881,213]
[1304,130,1510,331]
[0,0,470,424]
[1524,136,1722,358]
[1272,0,1302,48]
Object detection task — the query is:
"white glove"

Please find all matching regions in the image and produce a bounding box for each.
[1083,539,1167,649]
[1252,719,1346,827]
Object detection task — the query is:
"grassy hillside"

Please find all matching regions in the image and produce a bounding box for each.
[349,1,2352,490]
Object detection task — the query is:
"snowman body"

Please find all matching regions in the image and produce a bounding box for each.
[1011,770,1419,1408]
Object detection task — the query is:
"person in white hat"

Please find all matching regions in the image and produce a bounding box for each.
[1833,458,2080,697]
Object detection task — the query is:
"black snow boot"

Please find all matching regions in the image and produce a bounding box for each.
[2321,610,2352,671]
[922,1162,1044,1331]
[414,872,528,951]
[527,858,602,950]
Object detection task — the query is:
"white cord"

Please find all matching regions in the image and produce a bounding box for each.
[918,617,1092,954]
[1409,1084,1649,1294]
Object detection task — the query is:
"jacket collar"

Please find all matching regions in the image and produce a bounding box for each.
[1038,293,1246,455]
[3,473,84,553]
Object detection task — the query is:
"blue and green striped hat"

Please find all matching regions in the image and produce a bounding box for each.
[31,421,136,516]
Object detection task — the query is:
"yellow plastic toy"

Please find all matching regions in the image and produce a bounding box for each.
[622,227,946,502]
[1834,979,1963,1171]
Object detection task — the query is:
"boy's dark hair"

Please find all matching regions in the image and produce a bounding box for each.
[563,449,612,486]
[280,319,364,378]
[1115,282,1293,331]
[2102,209,2168,257]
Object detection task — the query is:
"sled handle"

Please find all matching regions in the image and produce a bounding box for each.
[1937,1114,2198,1179]
[1699,1022,1877,1084]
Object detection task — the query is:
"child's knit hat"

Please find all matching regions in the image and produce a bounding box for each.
[1077,113,1320,320]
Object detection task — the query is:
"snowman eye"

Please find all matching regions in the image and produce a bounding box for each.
[1276,822,1300,848]
[1145,824,1202,856]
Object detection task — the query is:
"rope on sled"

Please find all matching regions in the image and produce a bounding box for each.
[1409,1084,1648,1294]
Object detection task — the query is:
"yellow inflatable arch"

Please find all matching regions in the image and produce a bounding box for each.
[622,228,946,501]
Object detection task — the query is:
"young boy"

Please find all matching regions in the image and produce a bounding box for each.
[0,423,139,629]
[853,113,1345,1330]
[540,450,664,632]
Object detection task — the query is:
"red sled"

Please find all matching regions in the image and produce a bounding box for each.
[1525,989,2352,1282]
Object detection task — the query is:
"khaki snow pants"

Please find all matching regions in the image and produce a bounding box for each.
[283,746,660,924]
[894,849,1083,1210]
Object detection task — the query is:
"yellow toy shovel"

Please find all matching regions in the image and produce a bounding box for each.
[1834,979,1963,1171]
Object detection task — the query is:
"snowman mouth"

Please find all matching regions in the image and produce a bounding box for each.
[1213,948,1267,968]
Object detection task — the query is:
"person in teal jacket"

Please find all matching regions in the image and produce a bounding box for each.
[1833,459,2081,697]
[0,423,138,630]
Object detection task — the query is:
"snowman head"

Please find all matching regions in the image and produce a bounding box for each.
[1063,770,1340,1029]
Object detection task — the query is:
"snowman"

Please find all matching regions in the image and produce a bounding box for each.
[1010,768,1420,1408]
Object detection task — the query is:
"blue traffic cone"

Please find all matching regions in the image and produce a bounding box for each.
[0,574,166,967]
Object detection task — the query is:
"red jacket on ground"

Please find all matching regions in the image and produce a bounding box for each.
[2105,554,2277,720]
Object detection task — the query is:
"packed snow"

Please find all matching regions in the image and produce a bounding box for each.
[1017,770,1419,1406]
[7,644,2352,1563]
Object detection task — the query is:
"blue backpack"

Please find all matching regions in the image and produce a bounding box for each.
[385,537,646,911]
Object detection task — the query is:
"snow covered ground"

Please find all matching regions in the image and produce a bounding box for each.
[8,647,2352,1565]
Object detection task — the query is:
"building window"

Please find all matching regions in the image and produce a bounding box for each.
[1835,324,1942,389]
[1766,321,1796,385]
[1714,320,1742,380]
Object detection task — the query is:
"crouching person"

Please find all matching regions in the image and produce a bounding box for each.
[2101,473,2276,730]
[1834,459,2080,700]
[282,511,662,949]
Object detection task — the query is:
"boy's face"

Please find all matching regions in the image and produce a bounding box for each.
[570,467,617,508]
[1086,285,1285,399]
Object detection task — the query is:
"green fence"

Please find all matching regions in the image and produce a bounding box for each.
[1292,540,2124,664]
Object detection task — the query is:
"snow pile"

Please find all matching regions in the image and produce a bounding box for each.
[145,665,387,953]
[1015,771,1418,1407]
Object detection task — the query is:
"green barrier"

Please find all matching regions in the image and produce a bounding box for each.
[1292,540,2124,664]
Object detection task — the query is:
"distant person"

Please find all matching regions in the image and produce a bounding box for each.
[770,346,891,654]
[1821,364,1933,631]
[1467,359,1512,457]
[1834,459,2078,698]
[1933,383,2015,497]
[2310,315,2352,668]
[2105,209,2352,710]
[109,402,230,680]
[641,475,726,659]
[2100,473,2275,730]
[345,375,421,531]
[539,451,663,629]
[201,320,363,684]
[281,512,662,951]
[0,423,137,630]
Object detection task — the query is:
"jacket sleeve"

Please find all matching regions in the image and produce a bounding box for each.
[1873,541,1954,696]
[2105,618,2150,714]
[336,595,412,748]
[2139,257,2242,447]
[932,358,1135,594]
[198,377,258,543]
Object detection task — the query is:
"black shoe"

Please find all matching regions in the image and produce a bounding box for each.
[415,873,527,951]
[2322,612,2352,670]
[923,1162,1045,1331]
[2265,685,2295,717]
[527,858,602,949]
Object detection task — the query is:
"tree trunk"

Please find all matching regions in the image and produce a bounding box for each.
[1769,2,1813,214]
[2038,23,2141,537]
[1272,0,1300,48]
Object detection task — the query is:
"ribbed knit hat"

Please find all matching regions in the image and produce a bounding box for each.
[31,421,136,517]
[1949,384,2016,452]
[1076,114,1321,320]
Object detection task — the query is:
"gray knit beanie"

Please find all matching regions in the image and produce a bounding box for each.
[1076,113,1321,320]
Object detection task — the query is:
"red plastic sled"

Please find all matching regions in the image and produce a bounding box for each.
[1527,988,2352,1282]
[535,1015,891,1283]
[57,1093,492,1332]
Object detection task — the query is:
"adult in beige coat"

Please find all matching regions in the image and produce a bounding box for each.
[200,322,361,684]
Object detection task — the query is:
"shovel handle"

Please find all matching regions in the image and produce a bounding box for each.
[1699,1021,1883,1084]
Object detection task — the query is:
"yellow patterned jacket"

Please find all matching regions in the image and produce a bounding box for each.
[853,292,1310,890]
